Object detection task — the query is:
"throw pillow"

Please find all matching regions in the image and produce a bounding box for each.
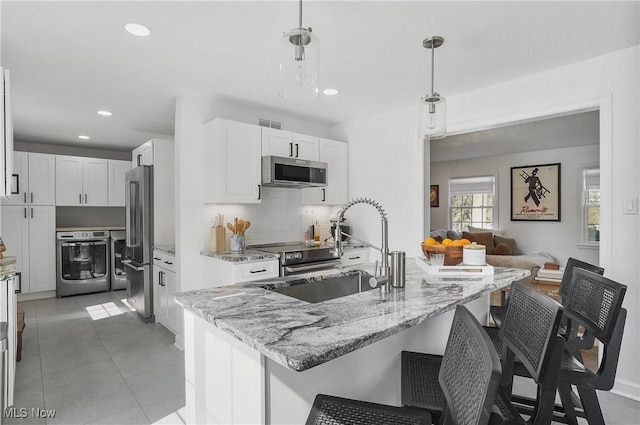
[466,225,507,237]
[462,231,495,255]
[494,235,520,255]
[447,230,463,240]
[430,229,448,240]
[494,243,513,256]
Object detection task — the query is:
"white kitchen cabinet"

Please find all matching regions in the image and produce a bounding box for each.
[0,273,17,408]
[204,119,262,204]
[302,138,348,205]
[3,152,55,206]
[55,156,108,206]
[132,141,154,166]
[153,250,180,340]
[261,127,320,161]
[0,205,55,294]
[340,248,369,267]
[1,68,13,198]
[107,159,131,206]
[202,256,279,287]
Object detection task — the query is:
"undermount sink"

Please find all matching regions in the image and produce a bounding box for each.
[267,270,377,303]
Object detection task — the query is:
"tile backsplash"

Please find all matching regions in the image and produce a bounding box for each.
[203,187,339,249]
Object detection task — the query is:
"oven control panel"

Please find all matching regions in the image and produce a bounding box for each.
[285,252,303,261]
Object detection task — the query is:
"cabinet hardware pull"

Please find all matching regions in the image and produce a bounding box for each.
[295,143,299,158]
[23,192,26,203]
[137,154,142,166]
[30,208,33,218]
[159,271,164,286]
[85,194,88,204]
[321,189,326,202]
[30,192,33,203]
[249,269,267,274]
[348,256,361,260]
[164,261,173,265]
[257,185,261,200]
[23,208,26,219]
[289,142,293,157]
[79,193,82,204]
[153,257,161,261]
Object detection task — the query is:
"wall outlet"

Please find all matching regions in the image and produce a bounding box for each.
[622,197,638,215]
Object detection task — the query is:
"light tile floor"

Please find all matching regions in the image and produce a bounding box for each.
[7,291,185,425]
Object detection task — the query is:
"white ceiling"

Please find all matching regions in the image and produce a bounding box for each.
[2,1,638,151]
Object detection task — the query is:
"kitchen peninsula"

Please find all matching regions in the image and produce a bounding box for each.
[174,261,528,424]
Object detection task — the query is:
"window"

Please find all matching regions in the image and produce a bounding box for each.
[449,176,496,231]
[583,168,600,243]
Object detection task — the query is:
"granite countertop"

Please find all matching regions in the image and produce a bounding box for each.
[200,249,279,262]
[154,245,176,256]
[0,256,17,279]
[174,260,529,372]
[56,226,125,231]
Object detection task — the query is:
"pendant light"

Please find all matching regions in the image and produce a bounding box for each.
[419,36,446,140]
[278,0,319,102]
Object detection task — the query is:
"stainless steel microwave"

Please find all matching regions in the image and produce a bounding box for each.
[262,156,328,188]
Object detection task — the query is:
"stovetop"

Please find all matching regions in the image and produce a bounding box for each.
[249,241,332,253]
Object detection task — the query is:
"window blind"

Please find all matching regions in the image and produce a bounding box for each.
[449,176,495,194]
[584,168,600,189]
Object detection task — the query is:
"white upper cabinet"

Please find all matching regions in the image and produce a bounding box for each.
[261,127,319,161]
[108,160,131,207]
[132,141,154,166]
[302,138,348,205]
[28,153,56,205]
[82,158,108,206]
[291,132,320,161]
[3,152,55,206]
[55,156,108,206]
[204,119,262,204]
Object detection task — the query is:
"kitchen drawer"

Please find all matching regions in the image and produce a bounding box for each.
[340,248,369,267]
[233,260,279,283]
[153,250,176,272]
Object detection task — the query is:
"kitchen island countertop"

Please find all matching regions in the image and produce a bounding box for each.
[174,261,528,371]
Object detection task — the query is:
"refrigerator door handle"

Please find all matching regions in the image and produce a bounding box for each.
[122,259,145,272]
[126,180,140,247]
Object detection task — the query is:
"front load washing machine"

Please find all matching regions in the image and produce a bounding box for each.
[56,230,110,297]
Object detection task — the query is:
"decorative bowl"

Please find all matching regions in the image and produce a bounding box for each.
[421,243,463,266]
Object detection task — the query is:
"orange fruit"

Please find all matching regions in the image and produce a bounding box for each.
[450,239,463,246]
[442,238,452,246]
[460,238,471,246]
[423,237,438,245]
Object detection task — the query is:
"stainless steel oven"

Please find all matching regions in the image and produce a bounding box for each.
[251,242,340,277]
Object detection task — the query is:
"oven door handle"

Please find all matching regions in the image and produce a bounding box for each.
[121,259,145,272]
[283,259,342,274]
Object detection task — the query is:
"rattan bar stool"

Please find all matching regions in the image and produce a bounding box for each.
[307,306,501,425]
[402,282,565,425]
[510,268,627,425]
[489,257,604,328]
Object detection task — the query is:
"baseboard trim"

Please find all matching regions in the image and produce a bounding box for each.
[612,379,640,401]
[17,290,56,302]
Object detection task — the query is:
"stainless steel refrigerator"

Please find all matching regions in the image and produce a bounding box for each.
[123,166,154,322]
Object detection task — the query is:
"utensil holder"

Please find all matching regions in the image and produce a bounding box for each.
[209,227,226,253]
[230,234,246,253]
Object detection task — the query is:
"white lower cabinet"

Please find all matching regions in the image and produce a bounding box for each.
[0,205,55,294]
[0,274,17,408]
[153,250,181,345]
[340,248,369,267]
[202,257,279,287]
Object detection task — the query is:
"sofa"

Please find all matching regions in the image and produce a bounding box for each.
[429,226,556,272]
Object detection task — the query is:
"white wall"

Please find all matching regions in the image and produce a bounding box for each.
[175,95,335,292]
[332,105,427,259]
[431,144,599,266]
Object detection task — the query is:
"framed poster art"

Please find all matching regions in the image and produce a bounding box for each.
[511,163,561,221]
[430,185,439,207]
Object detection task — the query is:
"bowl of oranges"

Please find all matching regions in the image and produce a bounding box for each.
[421,237,472,266]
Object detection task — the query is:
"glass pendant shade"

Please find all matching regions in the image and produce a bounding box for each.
[419,95,446,140]
[278,28,319,102]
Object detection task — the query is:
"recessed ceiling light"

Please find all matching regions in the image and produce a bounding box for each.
[323,88,340,96]
[125,23,151,37]
[97,110,112,116]
[78,135,90,140]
